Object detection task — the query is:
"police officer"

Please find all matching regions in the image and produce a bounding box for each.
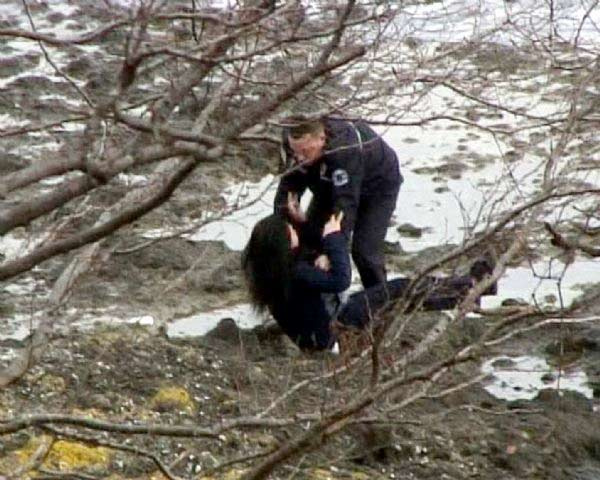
[274,116,402,288]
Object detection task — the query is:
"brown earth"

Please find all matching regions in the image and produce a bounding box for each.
[1,2,600,478]
[2,297,600,479]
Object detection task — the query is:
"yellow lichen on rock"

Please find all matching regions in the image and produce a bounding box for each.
[150,386,195,413]
[46,439,110,470]
[14,435,52,464]
[0,435,47,476]
[13,436,110,473]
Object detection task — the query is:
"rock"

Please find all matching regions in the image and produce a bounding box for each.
[491,357,516,369]
[534,389,593,413]
[204,318,240,343]
[38,374,66,394]
[127,238,217,271]
[149,386,195,414]
[248,365,270,384]
[384,240,403,254]
[349,423,394,464]
[0,54,38,77]
[88,394,113,410]
[5,75,58,94]
[541,372,555,384]
[64,56,95,79]
[396,223,424,238]
[205,255,243,293]
[501,298,529,307]
[47,11,67,23]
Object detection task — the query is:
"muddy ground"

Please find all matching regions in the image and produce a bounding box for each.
[1,1,600,478]
[1,99,600,480]
[2,220,600,479]
[2,153,600,478]
[2,300,600,479]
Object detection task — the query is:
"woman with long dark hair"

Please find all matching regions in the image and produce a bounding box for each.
[242,211,350,350]
[242,211,496,352]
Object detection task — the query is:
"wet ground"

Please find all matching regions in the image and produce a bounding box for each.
[2,307,600,479]
[1,1,600,478]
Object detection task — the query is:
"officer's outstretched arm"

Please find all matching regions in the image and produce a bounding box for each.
[329,154,362,236]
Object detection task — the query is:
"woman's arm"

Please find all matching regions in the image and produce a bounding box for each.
[294,214,351,293]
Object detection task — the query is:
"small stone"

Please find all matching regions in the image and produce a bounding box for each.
[384,240,403,254]
[204,318,240,342]
[396,223,424,238]
[491,358,516,369]
[541,372,555,384]
[501,298,529,307]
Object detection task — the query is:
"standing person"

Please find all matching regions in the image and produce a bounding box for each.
[242,213,496,352]
[274,116,402,289]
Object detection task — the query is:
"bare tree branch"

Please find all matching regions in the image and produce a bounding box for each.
[0,147,220,280]
[545,221,600,257]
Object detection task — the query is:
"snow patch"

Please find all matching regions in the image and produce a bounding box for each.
[482,355,593,401]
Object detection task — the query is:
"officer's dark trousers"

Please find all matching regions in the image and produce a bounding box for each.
[337,275,474,329]
[351,190,399,288]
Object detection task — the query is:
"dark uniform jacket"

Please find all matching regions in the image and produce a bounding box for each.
[269,231,351,350]
[274,118,402,237]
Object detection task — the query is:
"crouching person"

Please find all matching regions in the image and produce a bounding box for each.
[242,213,497,352]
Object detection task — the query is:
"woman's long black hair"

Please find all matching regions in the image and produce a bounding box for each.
[242,214,295,314]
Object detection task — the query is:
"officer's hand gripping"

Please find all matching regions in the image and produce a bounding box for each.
[287,191,306,223]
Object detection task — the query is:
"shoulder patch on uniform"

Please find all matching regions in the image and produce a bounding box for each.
[332,169,349,187]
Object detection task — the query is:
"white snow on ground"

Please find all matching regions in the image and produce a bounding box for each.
[0,235,33,261]
[0,313,42,342]
[0,114,29,129]
[481,259,599,310]
[398,0,600,46]
[482,355,593,401]
[186,174,283,251]
[168,304,266,338]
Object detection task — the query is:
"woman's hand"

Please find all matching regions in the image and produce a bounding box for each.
[314,254,331,271]
[287,192,306,223]
[322,211,344,237]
